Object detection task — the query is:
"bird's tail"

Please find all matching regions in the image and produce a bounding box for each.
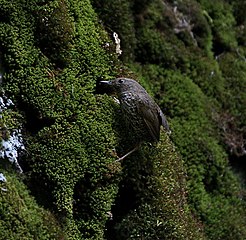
[159,110,171,134]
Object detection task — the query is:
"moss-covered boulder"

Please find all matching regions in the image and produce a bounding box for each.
[0,171,63,239]
[1,0,246,239]
[0,0,207,239]
[0,0,119,238]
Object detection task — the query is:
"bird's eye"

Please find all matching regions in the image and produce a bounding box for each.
[118,79,124,84]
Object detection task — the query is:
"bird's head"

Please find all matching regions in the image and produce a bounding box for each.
[99,78,142,96]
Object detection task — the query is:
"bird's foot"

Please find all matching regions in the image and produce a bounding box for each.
[115,144,140,162]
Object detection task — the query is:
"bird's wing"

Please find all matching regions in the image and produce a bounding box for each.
[137,101,160,142]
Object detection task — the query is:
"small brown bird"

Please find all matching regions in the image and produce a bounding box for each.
[100,77,170,161]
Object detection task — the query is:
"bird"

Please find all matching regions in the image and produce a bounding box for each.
[100,77,170,161]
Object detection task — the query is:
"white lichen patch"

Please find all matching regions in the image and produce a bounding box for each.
[113,32,122,55]
[0,172,7,192]
[1,129,25,173]
[0,95,14,113]
[0,172,6,182]
[0,95,25,173]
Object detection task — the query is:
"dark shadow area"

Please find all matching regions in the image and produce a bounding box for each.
[230,154,246,186]
[104,181,137,240]
[19,100,55,135]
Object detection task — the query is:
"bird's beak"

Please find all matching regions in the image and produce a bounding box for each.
[99,80,112,86]
[98,80,115,94]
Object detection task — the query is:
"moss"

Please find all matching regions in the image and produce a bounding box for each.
[230,0,246,45]
[132,64,246,239]
[197,0,237,53]
[0,100,23,136]
[0,171,63,240]
[91,0,136,61]
[167,0,213,56]
[111,134,205,239]
[218,51,246,124]
[0,0,119,238]
[100,0,246,238]
[133,0,182,67]
[200,194,246,240]
[1,0,246,239]
[33,0,75,68]
[91,0,246,237]
[187,53,225,101]
[216,51,246,156]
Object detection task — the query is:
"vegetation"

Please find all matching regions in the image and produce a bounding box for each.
[0,171,62,240]
[0,0,245,239]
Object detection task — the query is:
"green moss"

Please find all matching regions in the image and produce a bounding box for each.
[33,0,74,68]
[231,0,246,45]
[218,51,246,123]
[197,0,237,52]
[113,134,205,239]
[0,172,63,240]
[133,0,181,67]
[132,64,246,239]
[216,51,246,156]
[0,0,119,238]
[0,103,23,137]
[93,0,246,238]
[200,194,246,239]
[1,0,246,239]
[186,53,225,102]
[91,0,136,61]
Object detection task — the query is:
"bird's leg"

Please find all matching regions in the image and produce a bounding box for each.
[116,143,141,162]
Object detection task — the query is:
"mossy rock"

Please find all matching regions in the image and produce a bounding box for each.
[197,0,237,53]
[131,64,246,239]
[91,0,136,61]
[218,51,246,123]
[0,171,63,240]
[109,134,205,240]
[1,0,246,239]
[0,0,119,238]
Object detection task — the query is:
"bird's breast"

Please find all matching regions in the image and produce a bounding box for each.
[119,92,152,141]
[120,92,139,114]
